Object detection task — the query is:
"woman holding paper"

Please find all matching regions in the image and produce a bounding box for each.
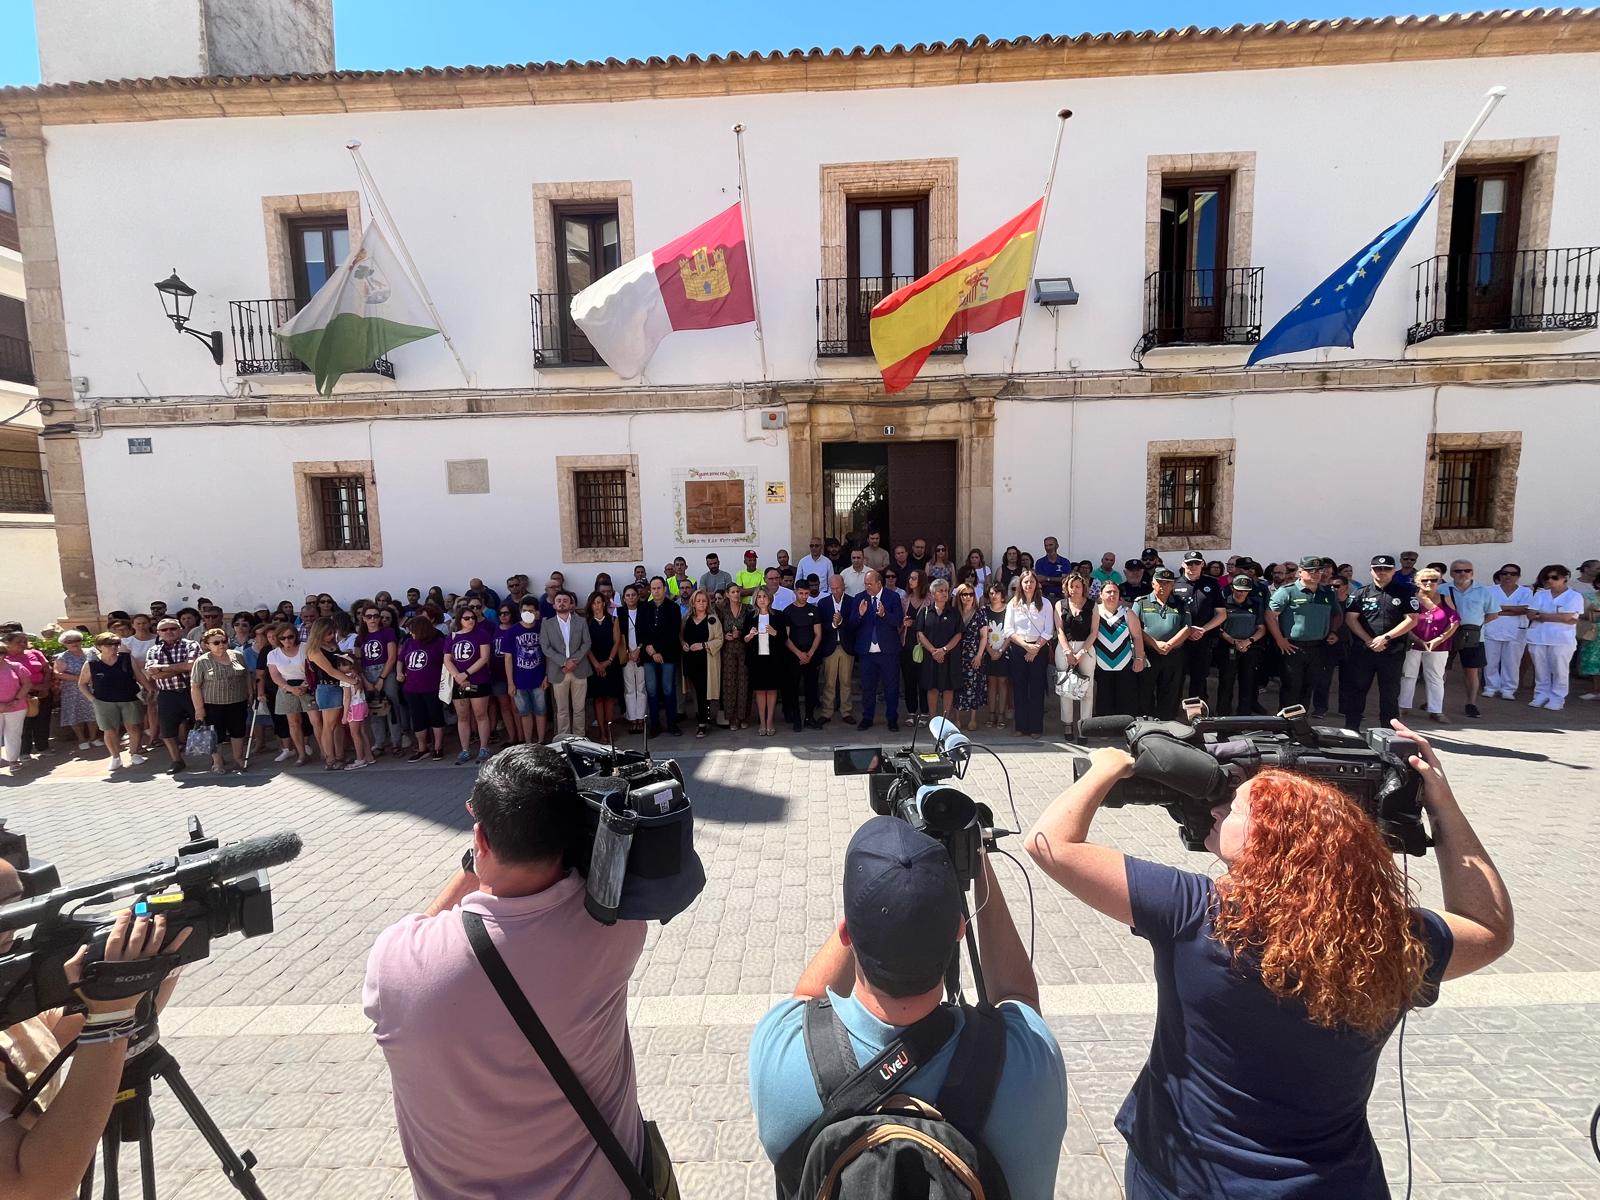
[742,587,787,737]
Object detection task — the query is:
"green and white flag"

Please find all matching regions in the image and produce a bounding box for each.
[275,221,437,395]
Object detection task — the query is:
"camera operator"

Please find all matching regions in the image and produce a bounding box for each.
[1024,721,1513,1199]
[363,745,648,1199]
[749,817,1068,1198]
[0,862,189,1200]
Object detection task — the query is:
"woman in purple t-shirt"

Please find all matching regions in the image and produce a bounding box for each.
[358,605,401,755]
[397,617,448,762]
[447,611,495,764]
[1400,568,1461,720]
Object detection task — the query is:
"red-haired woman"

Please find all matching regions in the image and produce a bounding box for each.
[1024,720,1512,1199]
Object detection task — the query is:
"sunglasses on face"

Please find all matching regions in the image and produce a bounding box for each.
[363,611,380,618]
[103,640,122,648]
[206,638,227,645]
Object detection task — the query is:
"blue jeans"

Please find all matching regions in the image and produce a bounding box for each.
[645,661,678,730]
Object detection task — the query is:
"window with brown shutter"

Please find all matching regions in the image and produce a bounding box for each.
[1433,448,1499,530]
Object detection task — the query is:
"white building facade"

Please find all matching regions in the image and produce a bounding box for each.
[1,6,1596,621]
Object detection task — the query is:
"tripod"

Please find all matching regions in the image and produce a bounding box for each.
[79,1023,265,1200]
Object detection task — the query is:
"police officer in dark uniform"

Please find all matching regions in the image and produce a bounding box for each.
[1266,555,1344,712]
[1172,550,1226,709]
[1217,574,1268,714]
[1340,554,1420,730]
[1133,568,1190,719]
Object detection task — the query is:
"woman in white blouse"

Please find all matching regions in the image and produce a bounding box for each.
[1482,563,1532,700]
[1525,564,1585,711]
[1003,569,1056,739]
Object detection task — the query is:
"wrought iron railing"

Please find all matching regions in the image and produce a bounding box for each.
[816,277,967,358]
[0,333,33,386]
[228,299,395,378]
[1137,267,1264,356]
[1407,247,1599,344]
[0,465,49,513]
[530,293,605,367]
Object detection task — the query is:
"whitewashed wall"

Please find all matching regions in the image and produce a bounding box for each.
[992,381,1599,570]
[39,52,1600,399]
[77,407,791,610]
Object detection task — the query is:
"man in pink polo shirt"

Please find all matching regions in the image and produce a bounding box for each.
[364,746,647,1198]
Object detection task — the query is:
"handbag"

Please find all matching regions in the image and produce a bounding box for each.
[463,911,679,1200]
[437,666,455,704]
[185,724,217,758]
[911,643,925,665]
[1056,669,1091,702]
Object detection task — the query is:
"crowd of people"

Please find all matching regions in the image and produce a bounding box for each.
[2,543,1596,776]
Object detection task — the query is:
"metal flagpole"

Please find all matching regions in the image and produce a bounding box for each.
[1431,86,1510,190]
[1006,108,1073,376]
[345,140,473,385]
[732,124,772,382]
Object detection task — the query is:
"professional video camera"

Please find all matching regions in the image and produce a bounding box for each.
[834,717,1019,1004]
[551,736,706,926]
[0,817,303,1027]
[1074,704,1431,856]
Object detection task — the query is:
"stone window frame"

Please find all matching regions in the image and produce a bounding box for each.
[1433,138,1557,258]
[292,459,382,569]
[262,192,362,302]
[532,181,636,298]
[1143,153,1256,279]
[1418,431,1521,547]
[1143,438,1236,553]
[672,465,759,547]
[556,453,642,564]
[819,159,958,282]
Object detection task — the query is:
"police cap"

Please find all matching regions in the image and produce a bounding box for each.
[1371,554,1397,568]
[1297,555,1322,570]
[1152,567,1177,581]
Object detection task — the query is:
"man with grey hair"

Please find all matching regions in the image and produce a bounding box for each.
[1441,559,1502,719]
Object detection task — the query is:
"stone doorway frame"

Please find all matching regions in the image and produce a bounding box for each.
[783,393,995,559]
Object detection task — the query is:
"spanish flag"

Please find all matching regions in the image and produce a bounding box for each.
[870,198,1044,393]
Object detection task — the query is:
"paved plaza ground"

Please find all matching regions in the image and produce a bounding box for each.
[3,684,1599,1199]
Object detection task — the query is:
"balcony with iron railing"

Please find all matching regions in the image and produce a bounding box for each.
[816,277,967,358]
[228,299,395,378]
[0,465,50,514]
[530,293,606,368]
[0,333,34,387]
[1407,247,1599,344]
[1136,267,1264,358]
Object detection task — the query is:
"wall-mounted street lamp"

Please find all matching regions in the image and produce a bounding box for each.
[153,270,224,365]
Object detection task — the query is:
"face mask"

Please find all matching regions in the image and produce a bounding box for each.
[520,611,536,625]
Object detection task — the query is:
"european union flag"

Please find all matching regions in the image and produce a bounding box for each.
[1247,189,1438,366]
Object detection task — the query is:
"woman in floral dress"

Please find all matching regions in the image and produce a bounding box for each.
[53,631,98,750]
[715,582,751,730]
[953,584,989,730]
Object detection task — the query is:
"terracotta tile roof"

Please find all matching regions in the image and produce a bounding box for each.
[0,7,1594,99]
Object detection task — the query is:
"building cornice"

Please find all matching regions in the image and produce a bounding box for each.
[1,8,1597,127]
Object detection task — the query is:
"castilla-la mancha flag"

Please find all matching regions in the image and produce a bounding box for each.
[571,202,755,378]
[870,198,1044,393]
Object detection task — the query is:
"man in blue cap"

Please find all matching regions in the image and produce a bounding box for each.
[748,816,1066,1197]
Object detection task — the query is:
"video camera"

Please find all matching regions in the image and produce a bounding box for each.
[552,737,706,926]
[1074,705,1431,856]
[0,818,302,1027]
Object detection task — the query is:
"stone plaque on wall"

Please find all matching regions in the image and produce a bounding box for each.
[446,459,490,494]
[673,467,758,546]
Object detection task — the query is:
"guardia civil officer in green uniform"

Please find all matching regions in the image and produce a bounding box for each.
[1133,567,1190,719]
[1340,553,1420,731]
[1217,574,1268,715]
[1266,555,1343,712]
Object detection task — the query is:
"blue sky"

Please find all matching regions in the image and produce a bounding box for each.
[0,2,1511,88]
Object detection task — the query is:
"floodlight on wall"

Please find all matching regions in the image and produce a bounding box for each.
[1033,277,1080,307]
[153,270,224,365]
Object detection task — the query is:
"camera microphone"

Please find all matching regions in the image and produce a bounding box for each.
[1078,714,1139,739]
[179,832,304,883]
[925,715,971,771]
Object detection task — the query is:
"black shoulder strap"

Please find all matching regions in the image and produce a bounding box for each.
[774,998,960,1195]
[935,1003,1006,1136]
[462,910,651,1200]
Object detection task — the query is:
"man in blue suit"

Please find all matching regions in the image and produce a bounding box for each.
[852,569,904,731]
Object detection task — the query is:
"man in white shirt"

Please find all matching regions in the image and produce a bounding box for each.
[838,548,869,596]
[796,537,833,594]
[765,567,797,613]
[538,592,592,736]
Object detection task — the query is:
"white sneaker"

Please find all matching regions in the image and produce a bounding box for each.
[1547,702,1565,712]
[77,740,92,751]
[1579,692,1600,701]
[127,754,147,765]
[1528,698,1548,708]
[274,748,294,763]
[107,758,121,772]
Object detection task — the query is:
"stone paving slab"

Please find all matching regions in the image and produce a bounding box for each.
[2,675,1598,1197]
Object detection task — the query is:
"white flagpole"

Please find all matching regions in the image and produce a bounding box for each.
[1007,108,1073,376]
[346,140,472,386]
[732,124,772,382]
[1432,86,1509,189]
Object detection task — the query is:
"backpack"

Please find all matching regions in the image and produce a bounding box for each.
[776,997,1010,1200]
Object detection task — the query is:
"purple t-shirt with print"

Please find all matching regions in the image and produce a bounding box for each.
[450,627,494,685]
[505,624,546,690]
[399,638,446,695]
[360,628,397,667]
